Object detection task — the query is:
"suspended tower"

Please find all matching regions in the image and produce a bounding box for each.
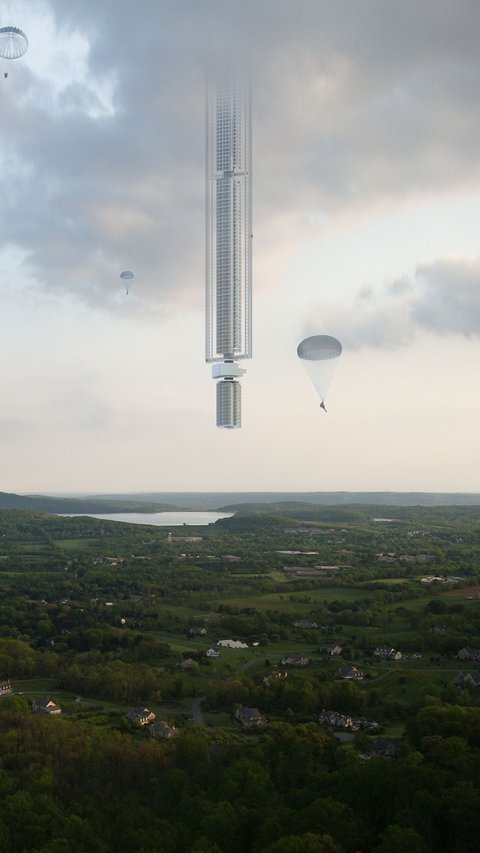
[205,72,252,428]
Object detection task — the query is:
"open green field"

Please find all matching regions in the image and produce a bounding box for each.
[53,538,100,551]
[16,544,52,553]
[217,586,376,612]
[13,678,120,708]
[370,667,461,704]
[0,570,26,578]
[387,595,480,613]
[202,710,233,728]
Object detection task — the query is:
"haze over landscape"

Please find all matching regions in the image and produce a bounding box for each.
[1,0,479,494]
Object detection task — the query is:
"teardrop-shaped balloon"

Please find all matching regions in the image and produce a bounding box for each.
[297,335,342,405]
[120,270,134,294]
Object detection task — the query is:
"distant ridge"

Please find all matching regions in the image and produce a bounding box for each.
[0,491,180,514]
[1,491,478,515]
[65,491,480,509]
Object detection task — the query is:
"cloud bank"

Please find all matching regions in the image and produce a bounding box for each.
[1,0,480,310]
[324,257,480,350]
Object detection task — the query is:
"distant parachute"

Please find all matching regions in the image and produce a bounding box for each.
[297,335,342,407]
[0,26,28,60]
[120,270,134,294]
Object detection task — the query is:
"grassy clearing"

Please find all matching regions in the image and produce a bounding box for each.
[13,679,124,708]
[16,544,52,553]
[218,587,373,612]
[388,595,479,613]
[203,710,233,728]
[156,604,216,620]
[370,668,456,704]
[53,538,100,551]
[13,677,58,694]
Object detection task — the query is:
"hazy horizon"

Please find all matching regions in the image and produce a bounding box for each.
[16,489,480,509]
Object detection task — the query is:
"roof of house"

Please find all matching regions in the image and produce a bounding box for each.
[149,720,177,737]
[465,670,480,684]
[126,707,154,719]
[236,706,264,723]
[33,697,62,713]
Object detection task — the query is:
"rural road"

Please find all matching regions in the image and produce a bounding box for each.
[192,696,206,727]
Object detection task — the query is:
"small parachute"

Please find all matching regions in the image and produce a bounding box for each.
[120,270,134,294]
[297,335,342,407]
[0,26,28,60]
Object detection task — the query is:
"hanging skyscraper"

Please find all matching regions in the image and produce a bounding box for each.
[205,72,252,428]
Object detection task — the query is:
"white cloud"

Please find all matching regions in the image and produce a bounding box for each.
[324,257,480,350]
[1,1,480,310]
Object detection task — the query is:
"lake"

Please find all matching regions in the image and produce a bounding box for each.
[61,511,233,527]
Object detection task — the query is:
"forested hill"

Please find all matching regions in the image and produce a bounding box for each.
[214,506,371,531]
[214,502,480,525]
[0,491,179,514]
[216,502,370,522]
[214,491,480,509]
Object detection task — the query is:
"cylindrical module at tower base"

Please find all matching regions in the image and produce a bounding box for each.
[216,380,241,429]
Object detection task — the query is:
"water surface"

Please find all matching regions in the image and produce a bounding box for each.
[62,511,232,527]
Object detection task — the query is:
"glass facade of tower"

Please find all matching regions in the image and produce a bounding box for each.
[205,75,252,363]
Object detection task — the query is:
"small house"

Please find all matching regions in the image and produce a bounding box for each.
[454,671,480,689]
[457,647,480,662]
[126,707,156,726]
[148,720,178,739]
[263,670,288,685]
[206,648,221,658]
[32,698,62,715]
[322,644,343,656]
[281,655,310,667]
[465,671,480,688]
[374,646,401,660]
[337,665,364,681]
[235,706,266,728]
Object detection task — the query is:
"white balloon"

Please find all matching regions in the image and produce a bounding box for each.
[297,335,342,404]
[0,27,28,60]
[120,270,134,294]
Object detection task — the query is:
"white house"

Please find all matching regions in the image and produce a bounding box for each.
[206,648,221,658]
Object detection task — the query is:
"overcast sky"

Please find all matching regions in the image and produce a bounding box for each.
[0,0,479,494]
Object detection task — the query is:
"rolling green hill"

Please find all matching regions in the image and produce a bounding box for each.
[0,491,179,514]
